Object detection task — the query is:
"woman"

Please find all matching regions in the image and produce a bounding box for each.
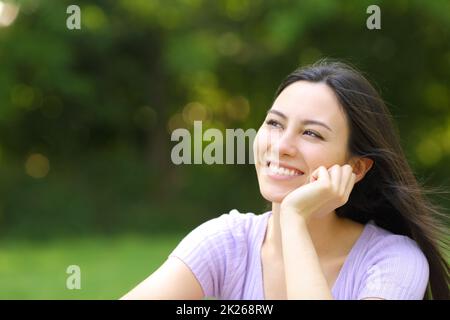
[122,60,449,300]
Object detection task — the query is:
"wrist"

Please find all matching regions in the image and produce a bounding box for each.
[280,206,309,226]
[280,205,312,220]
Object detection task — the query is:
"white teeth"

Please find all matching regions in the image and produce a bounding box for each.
[268,162,302,176]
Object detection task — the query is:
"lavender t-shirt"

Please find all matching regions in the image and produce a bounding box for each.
[168,209,429,300]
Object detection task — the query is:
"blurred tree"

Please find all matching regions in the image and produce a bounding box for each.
[0,0,448,239]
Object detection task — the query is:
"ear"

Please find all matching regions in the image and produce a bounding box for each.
[349,157,374,184]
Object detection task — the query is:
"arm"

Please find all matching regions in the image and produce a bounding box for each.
[280,218,387,301]
[280,209,333,300]
[120,257,204,300]
[279,164,357,300]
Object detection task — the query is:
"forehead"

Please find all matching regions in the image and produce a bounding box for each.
[272,81,348,131]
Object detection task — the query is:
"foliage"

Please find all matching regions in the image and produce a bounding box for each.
[0,0,449,238]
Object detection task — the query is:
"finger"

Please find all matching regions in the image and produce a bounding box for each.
[309,166,320,182]
[341,164,354,192]
[344,172,357,197]
[328,164,342,192]
[310,165,330,183]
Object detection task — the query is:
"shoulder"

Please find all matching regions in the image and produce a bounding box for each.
[193,209,268,244]
[168,209,269,298]
[356,222,429,300]
[174,209,269,253]
[364,222,428,268]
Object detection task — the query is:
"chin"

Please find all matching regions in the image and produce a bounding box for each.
[259,186,291,203]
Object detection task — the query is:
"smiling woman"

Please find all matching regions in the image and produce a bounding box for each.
[121,59,449,300]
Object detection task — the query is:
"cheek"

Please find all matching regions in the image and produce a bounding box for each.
[302,144,347,169]
[305,148,328,166]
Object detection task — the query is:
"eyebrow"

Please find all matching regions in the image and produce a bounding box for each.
[267,109,333,132]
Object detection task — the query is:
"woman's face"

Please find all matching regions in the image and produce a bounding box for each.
[253,80,352,203]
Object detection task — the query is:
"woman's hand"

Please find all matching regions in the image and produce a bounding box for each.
[280,164,357,222]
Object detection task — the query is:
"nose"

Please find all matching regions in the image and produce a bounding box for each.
[272,130,298,157]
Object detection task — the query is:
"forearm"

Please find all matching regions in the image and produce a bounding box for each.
[280,208,334,300]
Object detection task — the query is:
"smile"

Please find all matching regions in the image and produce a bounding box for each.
[265,161,304,178]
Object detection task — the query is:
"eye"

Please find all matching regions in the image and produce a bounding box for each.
[303,129,323,139]
[265,119,283,129]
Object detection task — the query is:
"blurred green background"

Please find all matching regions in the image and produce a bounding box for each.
[0,0,449,299]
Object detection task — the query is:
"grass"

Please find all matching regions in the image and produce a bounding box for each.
[4,232,446,300]
[0,234,184,299]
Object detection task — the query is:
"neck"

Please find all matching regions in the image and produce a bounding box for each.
[264,202,347,258]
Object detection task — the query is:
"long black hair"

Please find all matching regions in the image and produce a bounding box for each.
[275,59,449,300]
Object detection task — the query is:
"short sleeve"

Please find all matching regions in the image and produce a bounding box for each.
[168,214,232,298]
[357,235,429,300]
